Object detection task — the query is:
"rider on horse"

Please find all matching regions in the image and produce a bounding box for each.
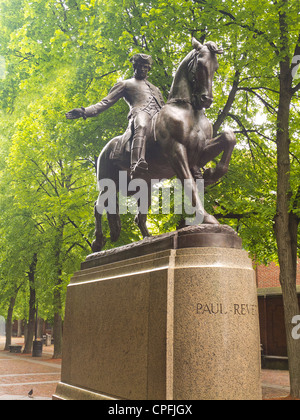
[66,54,165,178]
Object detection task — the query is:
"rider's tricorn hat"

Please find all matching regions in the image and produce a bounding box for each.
[130,53,153,67]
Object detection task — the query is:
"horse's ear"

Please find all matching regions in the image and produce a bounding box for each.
[205,41,224,55]
[192,37,203,51]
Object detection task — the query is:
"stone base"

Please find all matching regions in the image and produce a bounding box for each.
[53,226,262,400]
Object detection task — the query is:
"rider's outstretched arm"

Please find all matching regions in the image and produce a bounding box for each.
[84,81,126,118]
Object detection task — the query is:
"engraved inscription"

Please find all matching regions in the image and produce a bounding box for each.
[196,303,227,315]
[196,302,257,316]
[233,303,257,316]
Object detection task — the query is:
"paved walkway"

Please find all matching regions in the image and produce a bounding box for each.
[0,336,61,400]
[261,369,291,400]
[0,335,292,400]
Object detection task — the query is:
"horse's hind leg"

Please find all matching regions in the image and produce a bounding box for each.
[91,188,121,252]
[133,181,151,238]
[91,201,106,252]
[201,129,236,187]
[107,199,121,243]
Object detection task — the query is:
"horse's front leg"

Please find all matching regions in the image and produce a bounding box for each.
[201,129,236,187]
[169,142,219,225]
[135,213,151,238]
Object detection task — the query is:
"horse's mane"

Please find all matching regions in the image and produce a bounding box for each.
[169,39,223,101]
[187,41,223,79]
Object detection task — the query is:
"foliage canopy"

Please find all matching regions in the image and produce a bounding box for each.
[0,0,299,360]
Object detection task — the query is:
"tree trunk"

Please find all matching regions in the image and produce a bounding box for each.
[213,69,241,137]
[53,266,63,358]
[23,254,37,354]
[274,31,300,396]
[53,310,63,359]
[52,220,65,359]
[280,270,300,398]
[4,295,16,351]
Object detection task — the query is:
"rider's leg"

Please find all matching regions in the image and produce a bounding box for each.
[131,112,150,178]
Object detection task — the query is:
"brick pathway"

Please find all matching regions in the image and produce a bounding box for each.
[261,369,290,400]
[0,336,292,400]
[0,336,61,400]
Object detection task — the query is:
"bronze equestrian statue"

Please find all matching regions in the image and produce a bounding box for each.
[66,38,236,252]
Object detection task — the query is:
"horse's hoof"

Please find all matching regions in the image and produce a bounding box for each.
[91,240,103,253]
[203,214,219,224]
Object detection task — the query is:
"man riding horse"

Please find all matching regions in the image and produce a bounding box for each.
[67,39,237,252]
[66,53,165,179]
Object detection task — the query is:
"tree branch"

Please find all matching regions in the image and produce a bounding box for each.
[213,69,240,136]
[29,158,59,197]
[67,217,91,247]
[237,87,277,113]
[228,113,273,163]
[218,9,279,54]
[291,82,300,95]
[215,211,258,220]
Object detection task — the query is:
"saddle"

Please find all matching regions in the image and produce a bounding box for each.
[109,121,133,162]
[109,113,159,162]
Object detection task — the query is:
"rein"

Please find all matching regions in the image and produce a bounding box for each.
[166,95,204,110]
[166,98,193,106]
[166,51,201,109]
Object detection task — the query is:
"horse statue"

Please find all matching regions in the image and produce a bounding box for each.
[91,38,236,252]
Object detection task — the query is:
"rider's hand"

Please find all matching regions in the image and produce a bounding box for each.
[65,107,86,120]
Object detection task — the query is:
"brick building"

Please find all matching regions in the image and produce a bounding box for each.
[256,260,300,368]
[256,261,300,289]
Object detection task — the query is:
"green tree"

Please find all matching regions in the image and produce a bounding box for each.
[6,95,93,357]
[0,0,299,393]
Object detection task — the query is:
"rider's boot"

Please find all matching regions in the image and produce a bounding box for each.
[130,136,148,178]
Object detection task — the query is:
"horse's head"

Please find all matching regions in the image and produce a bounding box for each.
[188,38,223,109]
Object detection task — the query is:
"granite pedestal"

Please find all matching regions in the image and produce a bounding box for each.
[53,225,262,400]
